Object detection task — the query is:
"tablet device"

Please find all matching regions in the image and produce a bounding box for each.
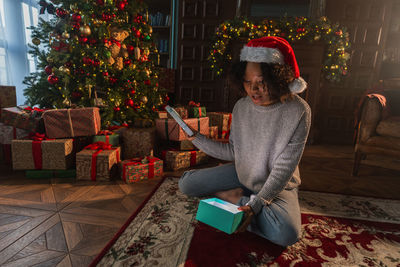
[165,105,195,137]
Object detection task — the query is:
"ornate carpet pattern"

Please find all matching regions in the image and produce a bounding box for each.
[92,177,400,267]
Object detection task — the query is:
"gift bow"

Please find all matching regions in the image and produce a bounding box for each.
[188,101,200,107]
[29,132,49,141]
[98,130,113,136]
[84,141,113,151]
[24,107,45,113]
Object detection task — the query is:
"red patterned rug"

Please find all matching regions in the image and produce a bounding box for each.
[90,177,400,267]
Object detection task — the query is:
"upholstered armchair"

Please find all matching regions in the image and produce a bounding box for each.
[353,89,400,176]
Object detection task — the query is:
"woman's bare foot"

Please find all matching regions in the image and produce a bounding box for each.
[215,188,244,204]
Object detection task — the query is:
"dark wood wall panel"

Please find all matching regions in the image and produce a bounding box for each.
[319,0,393,144]
[176,0,236,110]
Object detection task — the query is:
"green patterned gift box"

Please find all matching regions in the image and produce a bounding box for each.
[188,101,206,118]
[92,130,120,147]
[120,156,163,183]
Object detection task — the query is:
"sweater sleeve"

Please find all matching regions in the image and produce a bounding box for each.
[246,108,311,214]
[191,103,238,161]
[191,132,235,161]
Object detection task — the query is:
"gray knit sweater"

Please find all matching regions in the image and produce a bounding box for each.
[192,95,311,214]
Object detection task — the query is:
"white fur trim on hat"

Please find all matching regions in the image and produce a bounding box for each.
[240,46,284,64]
[289,76,307,93]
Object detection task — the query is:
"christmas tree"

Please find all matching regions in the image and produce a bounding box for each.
[23,0,168,127]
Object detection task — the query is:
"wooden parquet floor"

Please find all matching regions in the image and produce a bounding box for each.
[0,145,399,266]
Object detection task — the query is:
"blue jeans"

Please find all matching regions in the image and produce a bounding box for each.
[178,163,301,247]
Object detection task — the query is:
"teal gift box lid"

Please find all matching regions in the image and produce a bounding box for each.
[195,198,244,234]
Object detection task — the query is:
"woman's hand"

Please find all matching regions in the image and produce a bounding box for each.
[234,205,254,233]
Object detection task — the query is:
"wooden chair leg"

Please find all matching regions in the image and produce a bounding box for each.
[352,151,363,176]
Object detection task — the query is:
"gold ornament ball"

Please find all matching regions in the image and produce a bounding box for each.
[79,25,91,36]
[47,56,54,63]
[59,66,70,74]
[314,35,321,41]
[149,26,153,34]
[141,96,148,103]
[62,31,70,39]
[32,37,41,46]
[144,48,150,56]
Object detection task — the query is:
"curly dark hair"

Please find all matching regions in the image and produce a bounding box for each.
[229,61,296,102]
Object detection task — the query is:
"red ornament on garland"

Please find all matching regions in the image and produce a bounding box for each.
[44,66,52,75]
[124,59,132,66]
[129,89,136,95]
[125,99,134,107]
[96,0,104,5]
[113,106,121,112]
[109,77,117,84]
[103,71,109,76]
[47,74,58,84]
[116,0,127,10]
[144,79,151,85]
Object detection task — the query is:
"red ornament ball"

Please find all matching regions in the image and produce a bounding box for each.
[125,99,134,107]
[116,1,126,10]
[93,59,101,67]
[44,66,52,75]
[103,72,109,76]
[71,13,81,22]
[144,79,151,85]
[96,0,104,5]
[130,89,136,95]
[126,45,134,54]
[79,37,88,43]
[47,74,58,84]
[123,59,131,66]
[113,106,121,112]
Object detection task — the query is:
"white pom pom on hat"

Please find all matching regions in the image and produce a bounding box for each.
[240,36,307,94]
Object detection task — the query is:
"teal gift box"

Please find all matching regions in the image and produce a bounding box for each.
[195,198,244,234]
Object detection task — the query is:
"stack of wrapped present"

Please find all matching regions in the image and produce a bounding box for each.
[155,101,211,171]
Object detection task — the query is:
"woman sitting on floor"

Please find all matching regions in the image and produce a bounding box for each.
[178,36,311,247]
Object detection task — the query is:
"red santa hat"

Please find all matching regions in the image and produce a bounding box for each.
[240,36,307,94]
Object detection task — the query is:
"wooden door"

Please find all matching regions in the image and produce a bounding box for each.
[176,0,236,110]
[320,0,393,144]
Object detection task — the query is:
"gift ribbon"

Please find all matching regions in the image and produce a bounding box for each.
[221,113,232,139]
[98,130,113,145]
[122,156,159,182]
[84,141,119,181]
[190,151,197,166]
[29,132,52,170]
[67,109,75,137]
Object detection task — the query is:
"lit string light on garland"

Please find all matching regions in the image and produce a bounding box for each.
[208,16,351,83]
